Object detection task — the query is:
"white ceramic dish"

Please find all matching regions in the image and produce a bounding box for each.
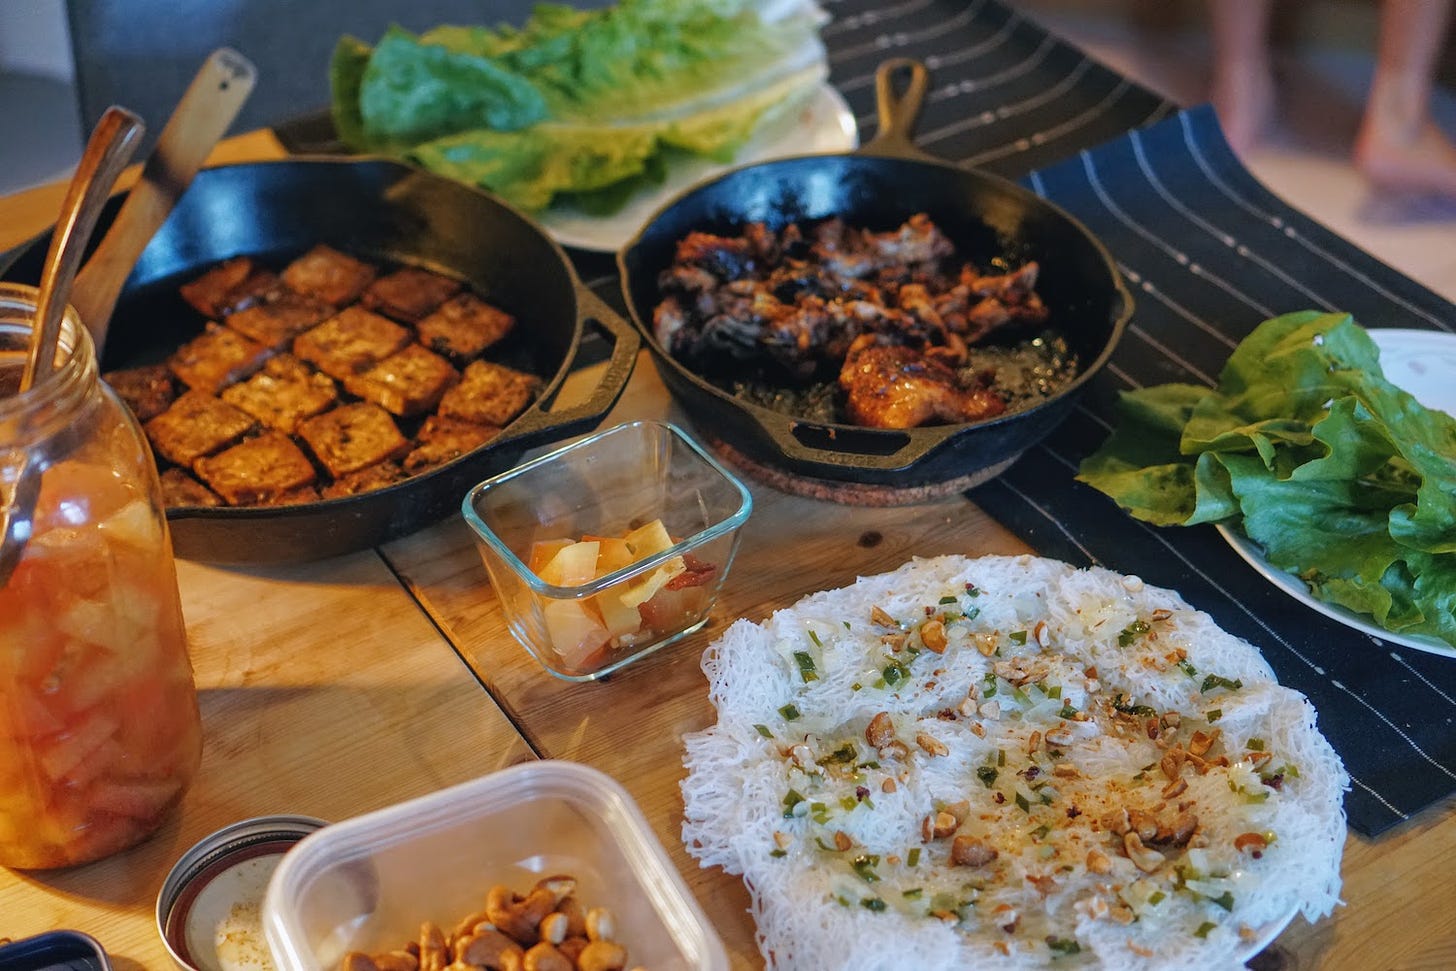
[1216,327,1456,658]
[538,82,857,253]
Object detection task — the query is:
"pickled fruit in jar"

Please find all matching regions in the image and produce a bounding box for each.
[0,458,201,869]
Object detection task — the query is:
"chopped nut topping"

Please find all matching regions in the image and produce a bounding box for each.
[1188,728,1221,757]
[920,619,948,653]
[865,712,896,748]
[950,834,998,867]
[1122,831,1166,873]
[1234,832,1269,855]
[1086,849,1112,874]
[870,605,897,628]
[832,830,853,852]
[916,732,949,757]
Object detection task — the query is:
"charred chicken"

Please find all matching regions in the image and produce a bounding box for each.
[653,214,1053,429]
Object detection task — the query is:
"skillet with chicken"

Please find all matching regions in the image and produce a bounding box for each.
[653,214,1075,430]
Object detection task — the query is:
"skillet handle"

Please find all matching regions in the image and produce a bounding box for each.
[755,414,941,473]
[858,58,939,163]
[491,286,640,450]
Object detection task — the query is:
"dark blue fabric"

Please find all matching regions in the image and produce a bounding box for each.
[970,104,1455,837]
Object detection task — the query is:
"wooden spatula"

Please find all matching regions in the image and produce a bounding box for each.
[71,48,257,355]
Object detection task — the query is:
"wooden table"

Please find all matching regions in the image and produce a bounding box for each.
[3,135,1453,971]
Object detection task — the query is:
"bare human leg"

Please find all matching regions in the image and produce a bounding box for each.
[1354,0,1456,196]
[1209,0,1277,154]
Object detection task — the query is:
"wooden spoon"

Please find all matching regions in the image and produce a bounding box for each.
[71,48,257,356]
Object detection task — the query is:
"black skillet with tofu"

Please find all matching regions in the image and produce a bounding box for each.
[0,159,639,562]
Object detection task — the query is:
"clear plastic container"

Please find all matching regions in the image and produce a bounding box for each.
[0,283,201,869]
[263,761,728,971]
[461,420,752,681]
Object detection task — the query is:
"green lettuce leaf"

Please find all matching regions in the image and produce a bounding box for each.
[1076,312,1456,648]
[328,0,828,211]
[404,64,820,212]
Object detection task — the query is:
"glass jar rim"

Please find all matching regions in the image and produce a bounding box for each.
[0,282,96,444]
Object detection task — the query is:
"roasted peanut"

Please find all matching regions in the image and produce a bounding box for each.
[865,711,896,748]
[919,619,948,653]
[950,834,998,867]
[585,906,615,943]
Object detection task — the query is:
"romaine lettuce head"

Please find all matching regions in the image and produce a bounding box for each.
[329,0,829,211]
[405,62,822,212]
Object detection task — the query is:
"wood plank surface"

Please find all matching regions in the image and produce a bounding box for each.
[383,356,1456,971]
[5,129,1456,971]
[0,550,534,967]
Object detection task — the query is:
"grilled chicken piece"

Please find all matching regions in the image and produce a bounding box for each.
[839,336,1005,429]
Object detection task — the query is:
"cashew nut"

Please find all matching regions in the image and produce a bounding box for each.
[456,929,523,969]
[949,834,997,867]
[865,711,896,748]
[538,912,570,946]
[340,954,378,971]
[577,940,628,971]
[556,896,588,939]
[1234,831,1270,855]
[1122,831,1166,873]
[371,953,418,971]
[919,619,948,653]
[486,886,540,946]
[522,942,573,971]
[584,906,615,943]
[556,938,588,964]
[534,875,577,906]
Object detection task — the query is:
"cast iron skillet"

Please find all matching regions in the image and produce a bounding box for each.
[1,158,639,563]
[618,60,1132,490]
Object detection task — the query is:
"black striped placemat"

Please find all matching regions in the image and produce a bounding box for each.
[970,104,1456,837]
[825,0,1175,177]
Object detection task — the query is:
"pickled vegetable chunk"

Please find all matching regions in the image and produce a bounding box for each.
[0,460,202,869]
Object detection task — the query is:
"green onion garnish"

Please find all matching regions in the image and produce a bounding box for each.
[779,703,801,721]
[794,651,818,682]
[1118,620,1151,646]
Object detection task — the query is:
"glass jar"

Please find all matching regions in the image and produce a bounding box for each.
[0,283,201,869]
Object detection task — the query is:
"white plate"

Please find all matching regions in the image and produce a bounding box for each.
[1217,327,1456,658]
[537,83,857,253]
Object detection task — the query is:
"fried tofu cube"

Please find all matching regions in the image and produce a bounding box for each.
[168,322,273,394]
[297,402,411,478]
[416,293,515,362]
[103,363,176,422]
[179,256,280,317]
[437,359,541,427]
[320,460,409,499]
[159,468,223,508]
[144,391,257,467]
[403,415,500,472]
[193,431,318,506]
[262,484,322,506]
[361,266,463,323]
[343,343,458,417]
[220,354,339,434]
[224,291,331,349]
[281,244,377,306]
[292,306,412,380]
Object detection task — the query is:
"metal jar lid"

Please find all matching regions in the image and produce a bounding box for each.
[156,815,326,971]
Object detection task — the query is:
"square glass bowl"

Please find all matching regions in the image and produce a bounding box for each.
[263,761,728,971]
[462,420,752,681]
